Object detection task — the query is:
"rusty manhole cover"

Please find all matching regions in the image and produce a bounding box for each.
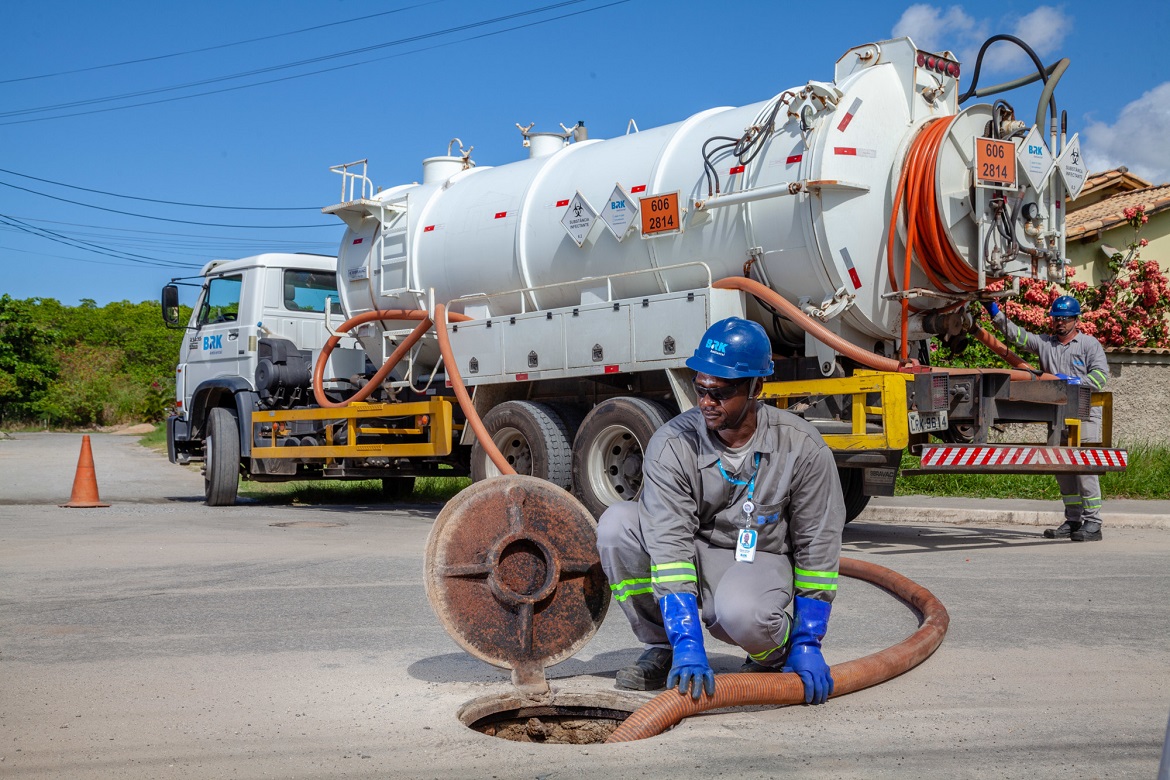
[269,521,348,528]
[424,475,609,692]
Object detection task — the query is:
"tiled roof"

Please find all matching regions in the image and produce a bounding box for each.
[1066,184,1170,239]
[1076,167,1152,200]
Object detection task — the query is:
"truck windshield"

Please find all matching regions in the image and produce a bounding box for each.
[198,275,242,325]
[283,270,339,313]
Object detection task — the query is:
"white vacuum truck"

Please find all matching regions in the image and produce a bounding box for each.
[164,35,1125,509]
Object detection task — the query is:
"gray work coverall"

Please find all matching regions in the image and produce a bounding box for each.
[989,310,1110,525]
[597,404,846,665]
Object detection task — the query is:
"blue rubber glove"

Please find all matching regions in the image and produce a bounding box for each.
[659,592,715,700]
[982,300,1000,317]
[1055,373,1083,385]
[782,595,834,705]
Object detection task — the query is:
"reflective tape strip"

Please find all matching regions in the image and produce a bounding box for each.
[652,574,698,585]
[614,586,654,603]
[749,630,791,662]
[651,561,697,586]
[920,446,1128,469]
[795,567,839,591]
[609,577,651,592]
[1062,494,1082,506]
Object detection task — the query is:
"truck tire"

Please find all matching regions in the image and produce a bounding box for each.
[572,397,673,518]
[469,401,573,489]
[838,467,870,524]
[204,407,240,506]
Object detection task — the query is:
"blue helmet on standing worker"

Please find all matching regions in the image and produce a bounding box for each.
[686,318,774,379]
[1050,295,1081,318]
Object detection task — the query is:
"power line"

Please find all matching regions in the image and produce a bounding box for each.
[0,1,588,119]
[0,213,197,268]
[0,1,442,85]
[0,166,320,210]
[0,0,595,122]
[0,242,204,271]
[0,179,337,229]
[0,217,336,255]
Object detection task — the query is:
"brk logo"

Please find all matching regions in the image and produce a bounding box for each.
[705,338,728,355]
[202,335,223,350]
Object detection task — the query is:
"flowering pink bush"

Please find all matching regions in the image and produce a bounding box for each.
[988,205,1170,349]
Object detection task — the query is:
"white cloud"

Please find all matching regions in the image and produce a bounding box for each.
[891,4,1070,74]
[892,4,983,57]
[1081,82,1170,183]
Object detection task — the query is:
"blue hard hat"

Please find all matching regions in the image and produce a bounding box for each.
[686,317,774,379]
[1050,295,1081,317]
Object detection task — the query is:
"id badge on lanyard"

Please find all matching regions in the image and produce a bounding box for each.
[735,528,758,562]
[718,453,761,565]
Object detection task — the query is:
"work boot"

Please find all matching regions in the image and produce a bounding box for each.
[615,647,672,691]
[1043,520,1081,539]
[739,656,785,673]
[1071,521,1102,542]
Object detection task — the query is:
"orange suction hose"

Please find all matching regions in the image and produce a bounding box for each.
[307,304,515,473]
[714,276,1045,381]
[434,303,516,475]
[607,556,949,742]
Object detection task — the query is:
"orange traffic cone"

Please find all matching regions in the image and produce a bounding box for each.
[60,435,110,508]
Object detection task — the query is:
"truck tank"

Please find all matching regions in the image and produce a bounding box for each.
[326,37,1069,374]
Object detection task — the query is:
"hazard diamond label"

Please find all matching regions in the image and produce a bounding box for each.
[561,191,598,247]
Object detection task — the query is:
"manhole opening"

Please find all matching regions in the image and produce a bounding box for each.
[458,692,643,745]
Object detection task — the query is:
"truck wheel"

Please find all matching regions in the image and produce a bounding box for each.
[470,401,573,489]
[204,407,240,506]
[381,476,416,502]
[838,467,870,524]
[572,397,673,518]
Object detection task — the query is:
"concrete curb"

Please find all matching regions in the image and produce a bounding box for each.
[859,505,1170,530]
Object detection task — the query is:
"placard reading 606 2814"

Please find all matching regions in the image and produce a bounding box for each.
[974,138,1016,189]
[639,192,681,237]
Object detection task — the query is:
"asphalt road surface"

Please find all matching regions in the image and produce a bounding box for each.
[2,432,1168,779]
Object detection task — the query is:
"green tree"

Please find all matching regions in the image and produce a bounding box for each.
[0,296,187,427]
[0,295,59,422]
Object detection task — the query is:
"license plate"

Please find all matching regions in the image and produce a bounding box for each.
[908,410,948,434]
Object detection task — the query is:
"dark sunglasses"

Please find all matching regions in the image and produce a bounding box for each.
[693,379,747,402]
[1050,316,1076,323]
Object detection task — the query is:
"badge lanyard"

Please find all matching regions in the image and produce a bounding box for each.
[716,452,761,529]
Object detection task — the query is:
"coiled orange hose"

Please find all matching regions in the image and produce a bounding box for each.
[606,556,949,742]
[887,117,1001,361]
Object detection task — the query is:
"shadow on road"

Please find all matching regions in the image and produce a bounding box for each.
[844,521,1058,555]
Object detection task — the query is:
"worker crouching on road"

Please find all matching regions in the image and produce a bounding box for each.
[984,295,1110,541]
[596,317,846,704]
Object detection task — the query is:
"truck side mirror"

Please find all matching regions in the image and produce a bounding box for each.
[161,284,181,327]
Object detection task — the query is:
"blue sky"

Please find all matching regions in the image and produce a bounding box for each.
[2,1,1168,306]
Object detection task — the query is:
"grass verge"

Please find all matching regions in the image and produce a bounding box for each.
[237,476,471,505]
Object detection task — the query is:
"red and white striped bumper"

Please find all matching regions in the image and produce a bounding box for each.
[915,444,1128,473]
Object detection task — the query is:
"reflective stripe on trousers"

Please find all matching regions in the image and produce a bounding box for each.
[596,500,794,664]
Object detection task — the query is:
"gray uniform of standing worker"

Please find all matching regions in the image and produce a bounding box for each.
[985,295,1110,541]
[597,317,845,704]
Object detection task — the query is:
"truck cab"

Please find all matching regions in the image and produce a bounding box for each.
[163,253,356,502]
